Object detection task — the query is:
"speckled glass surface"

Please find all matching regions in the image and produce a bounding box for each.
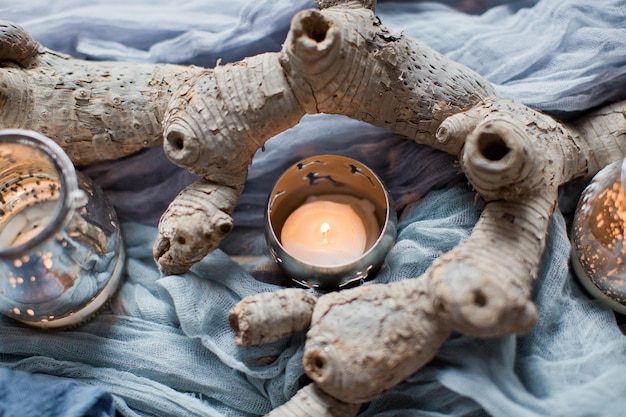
[0,129,125,328]
[571,158,626,313]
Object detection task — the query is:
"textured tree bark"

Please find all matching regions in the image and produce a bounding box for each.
[302,278,450,403]
[280,7,496,150]
[567,100,626,177]
[265,383,359,417]
[229,191,555,404]
[442,99,626,201]
[0,21,203,166]
[153,178,243,274]
[224,1,626,412]
[154,1,497,274]
[228,288,318,345]
[154,53,305,273]
[229,98,624,409]
[427,190,554,337]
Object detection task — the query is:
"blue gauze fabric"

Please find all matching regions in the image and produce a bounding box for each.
[0,0,625,416]
[0,367,114,417]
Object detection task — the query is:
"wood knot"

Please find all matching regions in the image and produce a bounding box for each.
[73,88,91,101]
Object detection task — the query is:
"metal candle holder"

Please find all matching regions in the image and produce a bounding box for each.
[0,129,125,328]
[265,154,397,290]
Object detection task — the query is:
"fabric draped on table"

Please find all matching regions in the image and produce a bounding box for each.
[0,0,625,416]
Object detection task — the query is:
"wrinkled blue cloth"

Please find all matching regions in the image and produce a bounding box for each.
[0,0,625,416]
[0,367,114,417]
[380,0,626,115]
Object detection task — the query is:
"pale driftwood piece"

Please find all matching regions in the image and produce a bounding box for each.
[154,178,243,274]
[280,7,495,150]
[232,98,624,409]
[234,101,622,412]
[265,383,359,417]
[568,100,626,177]
[154,0,496,273]
[229,191,554,404]
[316,0,375,11]
[450,100,582,200]
[0,20,203,166]
[303,278,450,403]
[442,99,626,201]
[154,53,306,273]
[426,191,554,337]
[222,1,626,412]
[229,288,318,345]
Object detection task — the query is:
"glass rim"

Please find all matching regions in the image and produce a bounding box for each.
[0,129,80,258]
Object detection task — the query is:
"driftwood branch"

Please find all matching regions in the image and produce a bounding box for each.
[228,288,318,345]
[266,383,360,417]
[1,1,626,414]
[222,1,626,411]
[0,21,203,166]
[153,2,496,274]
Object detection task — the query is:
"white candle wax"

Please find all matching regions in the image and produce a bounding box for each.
[0,200,58,248]
[280,194,378,267]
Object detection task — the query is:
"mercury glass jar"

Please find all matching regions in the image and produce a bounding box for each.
[571,157,626,314]
[0,129,124,328]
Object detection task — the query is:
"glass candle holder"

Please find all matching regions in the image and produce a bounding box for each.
[571,157,626,314]
[0,129,125,329]
[265,154,397,290]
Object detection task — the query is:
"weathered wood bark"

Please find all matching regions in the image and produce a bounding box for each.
[154,53,305,273]
[154,0,496,273]
[441,99,626,201]
[230,190,555,403]
[223,0,626,413]
[265,383,359,417]
[302,278,450,403]
[153,178,243,274]
[0,21,203,166]
[228,98,624,411]
[228,288,318,345]
[281,7,495,149]
[568,100,626,177]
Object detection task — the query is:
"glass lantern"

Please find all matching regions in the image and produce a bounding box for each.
[0,129,125,329]
[571,157,626,314]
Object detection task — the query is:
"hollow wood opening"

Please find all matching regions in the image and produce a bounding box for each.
[300,12,330,43]
[477,132,510,161]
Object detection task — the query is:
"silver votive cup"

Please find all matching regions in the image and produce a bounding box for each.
[265,154,397,290]
[0,129,125,328]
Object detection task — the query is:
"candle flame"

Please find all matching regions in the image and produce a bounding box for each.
[320,222,331,245]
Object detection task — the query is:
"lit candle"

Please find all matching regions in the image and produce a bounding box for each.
[280,194,378,267]
[266,154,397,289]
[0,200,57,248]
